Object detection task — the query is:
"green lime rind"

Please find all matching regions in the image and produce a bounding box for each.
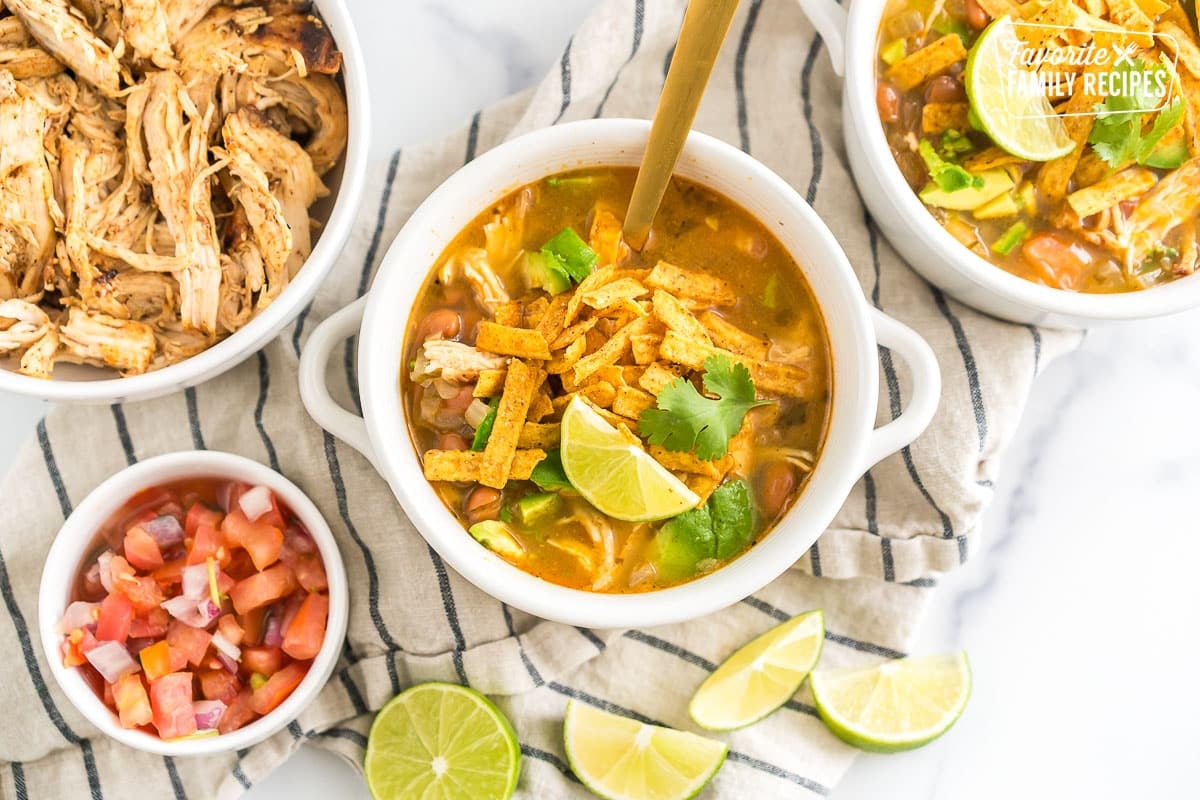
[965,17,1075,163]
[811,651,972,754]
[688,609,825,732]
[365,682,521,800]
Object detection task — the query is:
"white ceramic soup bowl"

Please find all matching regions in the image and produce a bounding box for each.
[0,0,370,404]
[38,451,349,756]
[794,0,1200,328]
[298,118,940,629]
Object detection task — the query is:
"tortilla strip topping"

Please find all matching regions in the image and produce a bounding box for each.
[885,34,968,91]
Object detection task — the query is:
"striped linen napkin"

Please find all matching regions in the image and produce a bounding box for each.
[0,0,1083,797]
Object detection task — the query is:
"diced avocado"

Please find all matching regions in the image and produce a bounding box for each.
[653,508,715,582]
[919,169,1014,211]
[1017,183,1037,215]
[708,481,754,560]
[468,520,524,559]
[880,38,907,65]
[515,493,561,527]
[520,251,570,295]
[973,192,1020,220]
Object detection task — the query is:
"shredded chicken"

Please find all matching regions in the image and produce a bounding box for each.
[411,340,509,385]
[0,1,348,377]
[439,248,511,316]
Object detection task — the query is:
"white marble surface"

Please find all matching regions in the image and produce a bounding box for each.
[2,0,1196,797]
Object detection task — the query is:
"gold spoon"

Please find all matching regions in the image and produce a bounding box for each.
[623,0,741,251]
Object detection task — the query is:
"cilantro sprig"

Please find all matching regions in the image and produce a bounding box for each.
[638,354,771,461]
[919,139,983,192]
[1089,59,1187,169]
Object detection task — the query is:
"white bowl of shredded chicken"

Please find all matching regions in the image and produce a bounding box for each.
[0,0,367,402]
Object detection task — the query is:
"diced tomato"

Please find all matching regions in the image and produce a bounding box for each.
[113,673,153,729]
[216,569,236,595]
[166,620,212,667]
[95,592,134,644]
[219,687,258,734]
[222,509,284,572]
[185,503,224,540]
[238,607,266,646]
[187,524,227,567]
[129,607,169,639]
[61,628,99,667]
[168,644,188,672]
[1022,233,1093,290]
[151,558,186,587]
[139,640,173,681]
[250,661,308,715]
[279,527,328,592]
[123,526,164,571]
[241,646,285,677]
[230,564,297,614]
[150,673,197,739]
[282,593,328,661]
[103,678,115,709]
[199,669,241,704]
[224,548,258,581]
[114,571,165,615]
[217,614,244,647]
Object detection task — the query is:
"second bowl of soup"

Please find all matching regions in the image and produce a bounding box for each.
[299,119,940,628]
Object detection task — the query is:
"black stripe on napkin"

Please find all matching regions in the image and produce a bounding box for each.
[931,288,987,452]
[799,37,824,204]
[319,727,368,749]
[733,0,765,153]
[254,352,281,472]
[11,762,27,800]
[185,387,206,450]
[575,627,606,652]
[37,420,70,518]
[553,38,573,123]
[464,111,482,162]
[1025,324,1042,374]
[291,301,313,358]
[808,540,823,577]
[726,751,831,795]
[426,544,470,685]
[521,744,581,782]
[322,432,403,695]
[501,604,544,687]
[231,756,252,789]
[594,0,645,118]
[110,405,136,464]
[163,756,186,800]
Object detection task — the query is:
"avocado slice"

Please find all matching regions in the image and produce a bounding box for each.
[468,520,524,559]
[919,169,1014,211]
[515,493,561,527]
[973,192,1020,220]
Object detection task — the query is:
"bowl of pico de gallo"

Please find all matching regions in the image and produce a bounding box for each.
[38,451,349,756]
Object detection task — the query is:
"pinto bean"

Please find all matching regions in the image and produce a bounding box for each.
[965,0,990,30]
[924,75,965,104]
[438,432,469,451]
[877,82,901,123]
[465,486,502,523]
[417,308,462,341]
[760,461,797,520]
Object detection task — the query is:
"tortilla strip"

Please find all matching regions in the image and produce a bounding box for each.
[699,311,770,360]
[1067,167,1157,217]
[473,368,507,398]
[884,34,967,91]
[644,261,736,307]
[581,277,648,310]
[638,362,683,395]
[565,265,616,325]
[921,102,970,134]
[551,381,618,411]
[572,316,652,384]
[976,0,1019,17]
[612,385,656,419]
[527,387,554,422]
[1177,223,1198,275]
[651,289,712,344]
[648,446,733,478]
[493,301,524,327]
[1159,21,1200,79]
[1175,67,1200,153]
[589,206,629,267]
[550,317,599,350]
[1137,0,1171,15]
[478,358,541,488]
[422,449,546,483]
[630,332,663,364]
[534,292,571,345]
[476,321,551,360]
[517,422,561,449]
[963,147,1029,172]
[1072,150,1112,188]
[684,474,719,505]
[547,335,587,374]
[659,330,811,397]
[1105,0,1156,46]
[1036,74,1101,202]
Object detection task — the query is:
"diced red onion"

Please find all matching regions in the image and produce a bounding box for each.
[238,485,273,523]
[162,595,222,628]
[284,525,315,553]
[193,699,227,731]
[57,601,99,635]
[142,515,185,549]
[85,641,139,684]
[211,630,241,663]
[262,612,283,647]
[97,551,114,593]
[215,651,239,675]
[181,563,210,600]
[126,637,156,656]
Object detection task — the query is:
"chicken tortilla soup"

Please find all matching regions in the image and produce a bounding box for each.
[403,168,832,593]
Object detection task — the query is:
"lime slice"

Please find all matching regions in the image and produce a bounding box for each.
[810,651,971,753]
[560,396,699,522]
[563,700,728,800]
[689,609,825,731]
[965,16,1075,162]
[365,682,521,800]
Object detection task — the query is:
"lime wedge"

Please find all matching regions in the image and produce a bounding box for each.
[563,700,728,800]
[560,396,699,522]
[689,609,825,731]
[810,651,971,753]
[365,682,521,800]
[965,16,1075,162]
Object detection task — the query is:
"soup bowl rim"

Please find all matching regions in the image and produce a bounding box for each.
[37,450,350,756]
[300,117,939,628]
[817,0,1200,324]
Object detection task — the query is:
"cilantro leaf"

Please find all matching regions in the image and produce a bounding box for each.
[918,139,983,192]
[1136,97,1186,164]
[1088,59,1180,169]
[638,354,771,461]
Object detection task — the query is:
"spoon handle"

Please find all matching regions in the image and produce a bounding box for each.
[623,0,741,250]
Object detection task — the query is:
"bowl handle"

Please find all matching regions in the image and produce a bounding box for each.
[795,0,848,76]
[863,308,942,471]
[298,296,377,468]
